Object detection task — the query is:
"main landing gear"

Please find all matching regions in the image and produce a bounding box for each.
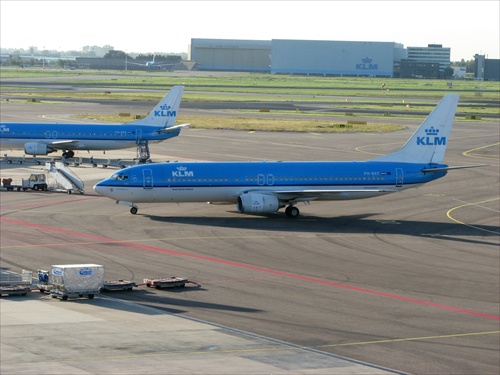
[62,150,75,158]
[285,205,300,218]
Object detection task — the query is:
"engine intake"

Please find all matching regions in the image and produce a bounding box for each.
[237,193,280,214]
[24,142,52,155]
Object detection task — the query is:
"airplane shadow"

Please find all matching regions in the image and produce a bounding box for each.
[144,213,499,247]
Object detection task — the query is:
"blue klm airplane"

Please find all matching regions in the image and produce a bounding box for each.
[94,94,480,217]
[0,86,187,162]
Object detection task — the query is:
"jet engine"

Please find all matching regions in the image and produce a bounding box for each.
[237,193,281,214]
[24,142,52,155]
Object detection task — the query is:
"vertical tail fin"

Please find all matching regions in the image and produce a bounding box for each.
[373,94,460,164]
[128,86,184,128]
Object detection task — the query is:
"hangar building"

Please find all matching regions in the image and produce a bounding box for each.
[190,38,407,77]
[190,39,271,72]
[271,40,405,76]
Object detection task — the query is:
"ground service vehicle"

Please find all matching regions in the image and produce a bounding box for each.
[2,174,48,191]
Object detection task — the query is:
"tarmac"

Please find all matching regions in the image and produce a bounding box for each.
[1,151,403,374]
[1,104,497,374]
[1,286,402,375]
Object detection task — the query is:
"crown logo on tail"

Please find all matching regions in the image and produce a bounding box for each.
[425,127,439,136]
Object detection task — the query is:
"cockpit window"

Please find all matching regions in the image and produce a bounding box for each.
[111,173,128,181]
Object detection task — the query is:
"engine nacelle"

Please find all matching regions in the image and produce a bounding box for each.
[237,193,280,214]
[24,142,52,156]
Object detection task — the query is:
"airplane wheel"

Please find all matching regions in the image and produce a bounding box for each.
[285,205,300,218]
[130,207,138,215]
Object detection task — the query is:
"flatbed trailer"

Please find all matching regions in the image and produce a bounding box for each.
[143,277,191,289]
[101,280,136,292]
[0,285,31,297]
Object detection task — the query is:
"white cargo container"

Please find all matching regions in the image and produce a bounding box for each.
[49,264,104,300]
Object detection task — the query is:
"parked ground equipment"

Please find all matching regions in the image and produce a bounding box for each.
[39,264,104,300]
[45,161,84,194]
[101,280,136,292]
[0,270,33,297]
[143,276,199,289]
[2,174,48,191]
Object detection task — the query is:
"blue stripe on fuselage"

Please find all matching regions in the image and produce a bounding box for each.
[0,122,178,143]
[96,161,447,189]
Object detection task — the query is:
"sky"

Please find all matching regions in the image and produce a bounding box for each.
[1,0,499,61]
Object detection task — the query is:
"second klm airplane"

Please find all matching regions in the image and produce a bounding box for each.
[94,94,480,217]
[0,86,187,162]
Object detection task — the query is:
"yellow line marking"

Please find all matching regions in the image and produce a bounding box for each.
[447,198,500,235]
[462,142,500,159]
[318,331,500,348]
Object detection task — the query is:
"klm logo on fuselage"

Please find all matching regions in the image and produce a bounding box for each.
[417,127,446,146]
[356,57,378,71]
[172,166,194,178]
[154,104,176,117]
[0,124,10,133]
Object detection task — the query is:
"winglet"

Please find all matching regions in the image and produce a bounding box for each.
[373,94,460,164]
[128,86,184,128]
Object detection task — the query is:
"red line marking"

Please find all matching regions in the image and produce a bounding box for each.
[2,217,499,321]
[0,196,99,211]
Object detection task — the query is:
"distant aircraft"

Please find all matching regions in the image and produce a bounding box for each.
[94,94,482,217]
[0,86,188,163]
[127,55,176,70]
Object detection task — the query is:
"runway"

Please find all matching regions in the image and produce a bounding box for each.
[1,97,499,374]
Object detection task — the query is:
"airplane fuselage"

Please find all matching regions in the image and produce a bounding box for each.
[0,122,181,151]
[94,94,464,218]
[95,160,447,204]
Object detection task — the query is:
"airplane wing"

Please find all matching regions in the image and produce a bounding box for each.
[256,188,399,203]
[46,140,80,149]
[155,63,177,68]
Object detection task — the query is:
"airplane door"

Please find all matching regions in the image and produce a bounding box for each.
[396,168,403,187]
[258,174,265,186]
[136,129,142,142]
[266,174,274,186]
[52,131,58,139]
[143,169,153,189]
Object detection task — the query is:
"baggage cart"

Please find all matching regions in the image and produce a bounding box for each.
[0,285,31,297]
[101,280,136,292]
[143,276,189,289]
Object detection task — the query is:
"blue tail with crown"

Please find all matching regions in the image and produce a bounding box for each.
[373,94,460,164]
[128,86,185,128]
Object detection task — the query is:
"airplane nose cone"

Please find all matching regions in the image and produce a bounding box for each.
[93,183,106,196]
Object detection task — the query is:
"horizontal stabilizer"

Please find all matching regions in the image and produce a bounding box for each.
[157,123,190,133]
[422,164,488,173]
